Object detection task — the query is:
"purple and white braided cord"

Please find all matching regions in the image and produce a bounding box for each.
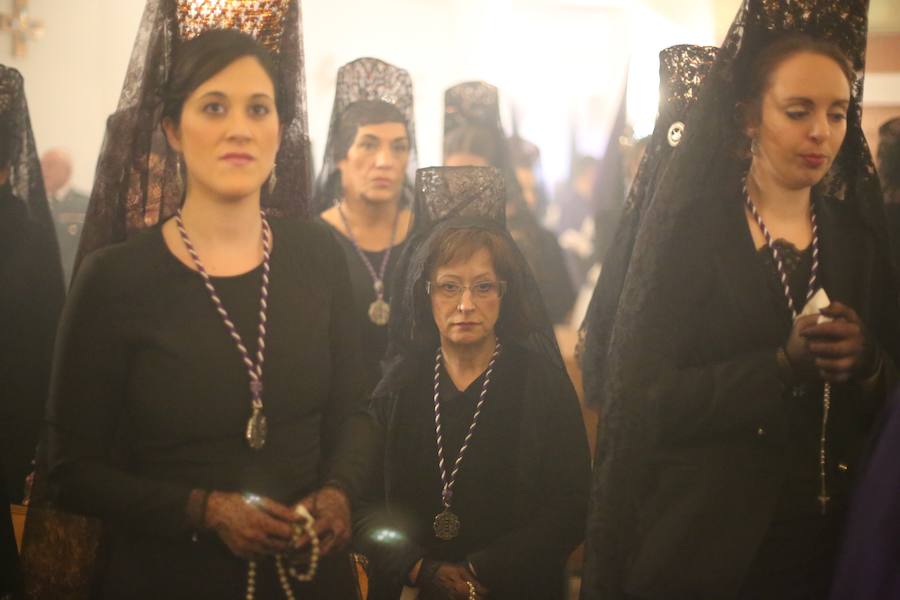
[175,209,271,409]
[743,180,819,317]
[433,340,501,509]
[743,180,832,514]
[336,200,401,298]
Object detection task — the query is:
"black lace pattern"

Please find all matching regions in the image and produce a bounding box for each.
[0,65,57,232]
[758,239,814,314]
[579,44,718,411]
[413,166,506,227]
[444,81,502,134]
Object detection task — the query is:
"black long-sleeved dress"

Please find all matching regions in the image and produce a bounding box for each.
[317,217,408,392]
[46,217,371,599]
[356,342,590,600]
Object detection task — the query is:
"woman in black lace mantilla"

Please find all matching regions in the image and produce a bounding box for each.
[581,1,900,598]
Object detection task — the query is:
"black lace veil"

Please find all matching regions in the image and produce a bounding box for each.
[74,0,311,275]
[312,57,417,214]
[579,44,718,411]
[0,65,59,247]
[0,63,65,505]
[376,166,562,396]
[581,1,890,597]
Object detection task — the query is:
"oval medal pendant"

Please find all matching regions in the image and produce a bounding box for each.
[246,407,267,450]
[368,298,390,326]
[433,509,460,540]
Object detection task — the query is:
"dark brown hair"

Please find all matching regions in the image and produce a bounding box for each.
[426,227,516,283]
[738,33,854,129]
[162,29,285,126]
[443,126,502,167]
[332,100,407,163]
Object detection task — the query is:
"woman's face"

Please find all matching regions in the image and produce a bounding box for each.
[749,51,851,190]
[338,122,409,205]
[430,246,502,349]
[444,152,491,168]
[164,56,280,202]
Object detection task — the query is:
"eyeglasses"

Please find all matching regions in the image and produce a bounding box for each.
[426,280,507,300]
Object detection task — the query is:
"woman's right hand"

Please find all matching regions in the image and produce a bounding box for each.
[204,491,298,559]
[784,314,819,381]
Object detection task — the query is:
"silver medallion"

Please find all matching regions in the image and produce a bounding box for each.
[246,406,267,450]
[667,121,685,147]
[368,298,391,326]
[433,509,461,540]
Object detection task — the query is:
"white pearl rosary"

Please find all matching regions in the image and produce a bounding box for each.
[246,504,320,600]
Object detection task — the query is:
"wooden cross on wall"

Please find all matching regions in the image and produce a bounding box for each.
[0,0,44,57]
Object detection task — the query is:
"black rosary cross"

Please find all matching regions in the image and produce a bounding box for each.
[0,0,44,58]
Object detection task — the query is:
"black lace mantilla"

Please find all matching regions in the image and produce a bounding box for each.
[413,166,506,227]
[0,64,55,227]
[444,81,501,134]
[579,44,718,412]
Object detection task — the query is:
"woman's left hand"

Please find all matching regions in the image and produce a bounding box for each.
[419,562,489,600]
[802,302,872,383]
[292,485,351,556]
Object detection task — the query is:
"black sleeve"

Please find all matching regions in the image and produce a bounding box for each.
[351,392,426,589]
[46,250,193,538]
[467,365,591,588]
[634,232,789,443]
[0,222,64,502]
[318,228,376,502]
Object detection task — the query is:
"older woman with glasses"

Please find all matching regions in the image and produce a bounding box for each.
[354,166,590,600]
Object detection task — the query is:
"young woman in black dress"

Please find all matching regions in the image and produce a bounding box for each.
[43,16,370,600]
[581,2,899,598]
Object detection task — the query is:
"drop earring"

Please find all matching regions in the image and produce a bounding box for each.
[268,164,278,194]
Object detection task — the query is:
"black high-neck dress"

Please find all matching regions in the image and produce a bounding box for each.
[356,342,591,600]
[316,216,408,393]
[46,218,370,599]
